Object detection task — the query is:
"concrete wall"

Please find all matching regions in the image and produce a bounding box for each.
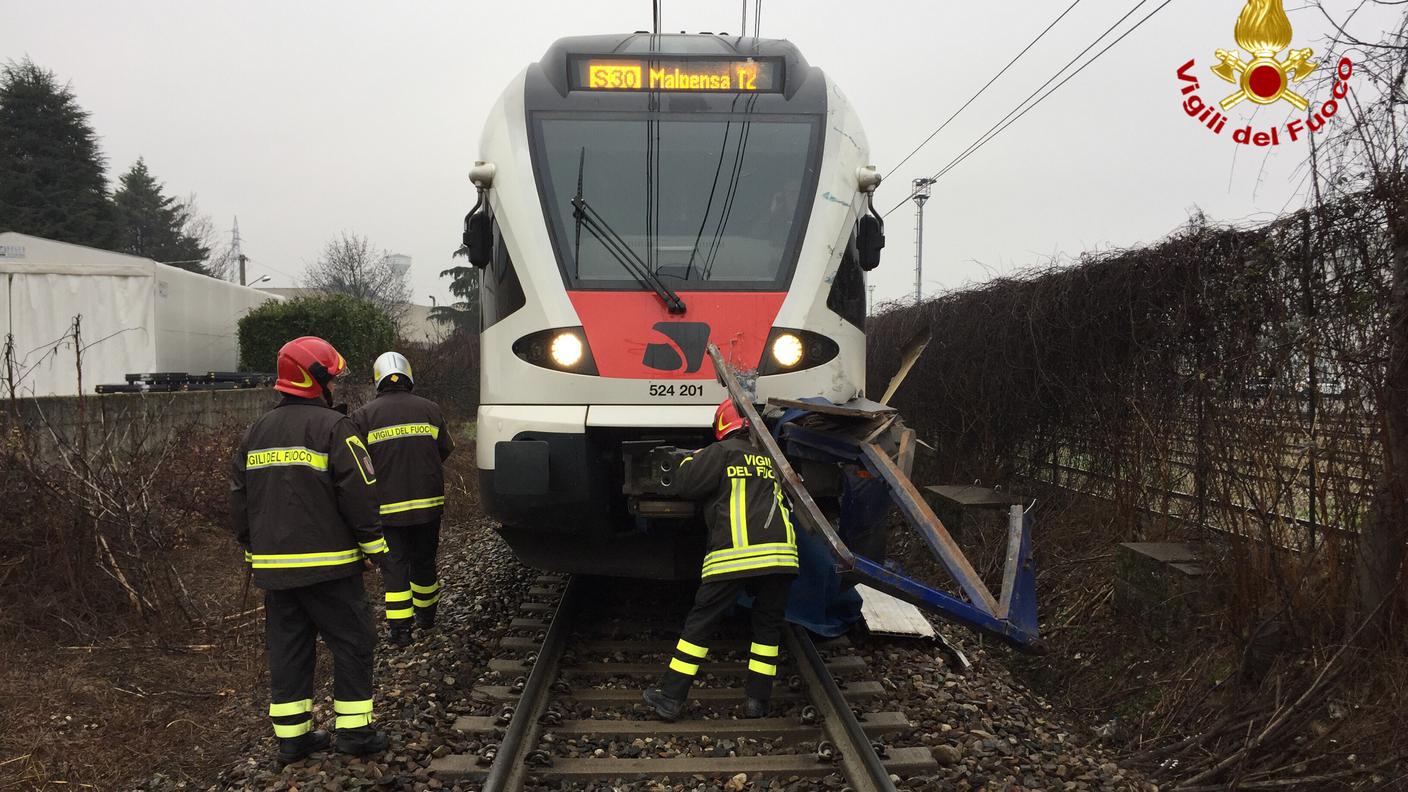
[4,388,277,453]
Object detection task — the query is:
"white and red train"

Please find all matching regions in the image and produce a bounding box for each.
[465,33,882,578]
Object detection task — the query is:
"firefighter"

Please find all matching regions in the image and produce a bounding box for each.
[643,399,799,721]
[351,351,455,648]
[231,336,391,765]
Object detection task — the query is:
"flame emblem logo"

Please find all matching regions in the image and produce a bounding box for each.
[1212,0,1317,109]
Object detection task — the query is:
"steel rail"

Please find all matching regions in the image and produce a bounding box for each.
[480,575,581,792]
[786,625,897,792]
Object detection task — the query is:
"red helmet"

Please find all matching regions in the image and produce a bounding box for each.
[275,336,347,399]
[714,399,748,440]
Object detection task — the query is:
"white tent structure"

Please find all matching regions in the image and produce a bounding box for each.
[0,232,277,397]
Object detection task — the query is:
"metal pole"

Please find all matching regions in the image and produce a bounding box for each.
[911,177,933,303]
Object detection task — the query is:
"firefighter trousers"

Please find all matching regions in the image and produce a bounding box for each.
[265,574,377,738]
[660,574,792,703]
[381,520,441,628]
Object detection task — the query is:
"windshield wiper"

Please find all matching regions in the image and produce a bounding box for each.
[572,159,686,314]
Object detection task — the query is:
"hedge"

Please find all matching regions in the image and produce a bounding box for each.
[238,294,396,380]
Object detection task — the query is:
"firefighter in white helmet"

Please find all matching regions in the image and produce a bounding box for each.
[350,352,455,647]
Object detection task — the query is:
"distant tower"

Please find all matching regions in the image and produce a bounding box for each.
[911,178,935,304]
[231,217,248,286]
[385,254,412,280]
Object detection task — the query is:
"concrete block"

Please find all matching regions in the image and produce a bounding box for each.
[1114,542,1205,639]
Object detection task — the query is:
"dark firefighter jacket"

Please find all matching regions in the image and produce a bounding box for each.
[350,386,455,527]
[231,396,388,590]
[670,434,799,581]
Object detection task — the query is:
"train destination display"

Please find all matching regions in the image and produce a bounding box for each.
[572,57,782,92]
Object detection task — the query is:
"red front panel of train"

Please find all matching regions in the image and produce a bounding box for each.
[568,291,786,379]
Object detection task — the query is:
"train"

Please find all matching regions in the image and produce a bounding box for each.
[465,33,884,579]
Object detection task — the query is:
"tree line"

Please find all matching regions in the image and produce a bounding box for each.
[0,58,226,276]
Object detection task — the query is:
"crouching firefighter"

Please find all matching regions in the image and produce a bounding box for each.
[644,399,799,721]
[351,351,455,648]
[230,336,392,765]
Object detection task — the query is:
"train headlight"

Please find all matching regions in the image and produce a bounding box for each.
[550,332,584,367]
[771,333,805,368]
[512,327,598,375]
[759,328,841,376]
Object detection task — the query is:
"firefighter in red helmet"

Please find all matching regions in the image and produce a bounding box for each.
[643,399,799,721]
[230,336,391,765]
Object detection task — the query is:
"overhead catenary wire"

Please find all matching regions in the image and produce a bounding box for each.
[885,0,1085,177]
[885,0,1176,217]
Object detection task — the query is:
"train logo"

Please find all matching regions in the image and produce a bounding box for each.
[642,322,711,373]
[1175,0,1352,146]
[1210,0,1316,110]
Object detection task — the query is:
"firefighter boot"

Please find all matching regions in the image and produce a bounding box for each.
[277,729,331,766]
[642,687,684,721]
[388,626,413,648]
[744,697,769,719]
[415,604,437,630]
[336,725,390,756]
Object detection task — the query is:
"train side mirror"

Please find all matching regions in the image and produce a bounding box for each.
[857,213,884,271]
[463,211,493,268]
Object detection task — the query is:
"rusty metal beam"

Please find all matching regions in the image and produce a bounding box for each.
[860,442,998,615]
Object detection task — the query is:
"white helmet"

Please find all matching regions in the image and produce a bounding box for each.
[372,351,413,389]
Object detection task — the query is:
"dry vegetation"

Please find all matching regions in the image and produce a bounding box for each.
[867,8,1408,787]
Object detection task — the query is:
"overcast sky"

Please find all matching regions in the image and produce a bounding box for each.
[5,1,1400,308]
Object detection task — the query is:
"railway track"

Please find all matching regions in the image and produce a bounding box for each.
[431,575,936,790]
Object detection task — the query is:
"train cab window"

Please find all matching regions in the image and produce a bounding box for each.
[480,219,526,331]
[533,116,819,291]
[827,232,866,330]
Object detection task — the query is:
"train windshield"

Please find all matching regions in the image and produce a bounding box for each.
[534,116,818,291]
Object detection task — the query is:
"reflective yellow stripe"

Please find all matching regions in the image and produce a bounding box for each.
[346,435,376,485]
[730,478,749,547]
[679,455,694,466]
[669,657,700,675]
[246,446,328,471]
[750,642,780,658]
[706,551,800,567]
[413,592,440,608]
[366,423,440,444]
[748,658,778,676]
[387,607,414,620]
[335,713,373,729]
[775,484,795,546]
[251,549,361,569]
[385,590,412,603]
[703,542,798,566]
[380,496,446,515]
[269,698,312,717]
[334,699,374,715]
[244,550,253,563]
[359,538,388,555]
[273,719,311,738]
[410,581,440,594]
[700,555,800,578]
[676,639,708,659]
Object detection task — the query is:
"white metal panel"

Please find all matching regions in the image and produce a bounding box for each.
[857,584,937,638]
[153,262,276,373]
[2,271,156,398]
